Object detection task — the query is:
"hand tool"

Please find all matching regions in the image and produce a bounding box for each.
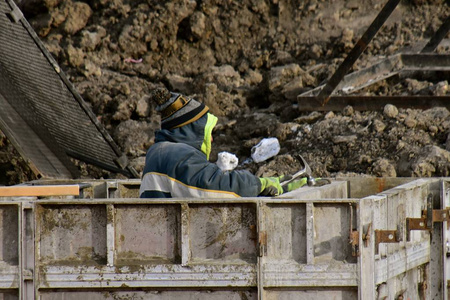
[280,154,329,187]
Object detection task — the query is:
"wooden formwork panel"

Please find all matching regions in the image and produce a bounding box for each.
[0,178,448,299]
[39,290,258,299]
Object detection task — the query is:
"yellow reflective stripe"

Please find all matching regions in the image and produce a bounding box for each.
[201,113,218,160]
[161,96,190,119]
[140,172,240,198]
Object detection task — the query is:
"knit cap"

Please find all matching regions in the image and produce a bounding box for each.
[150,87,209,130]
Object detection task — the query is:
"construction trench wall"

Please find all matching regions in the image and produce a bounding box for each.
[0,178,448,299]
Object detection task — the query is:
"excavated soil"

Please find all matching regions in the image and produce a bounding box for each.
[1,0,449,185]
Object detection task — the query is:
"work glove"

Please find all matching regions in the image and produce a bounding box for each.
[259,176,286,196]
[282,177,307,193]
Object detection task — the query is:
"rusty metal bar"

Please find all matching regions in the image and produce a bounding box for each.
[375,229,400,254]
[316,0,401,106]
[432,209,450,223]
[297,95,450,111]
[299,54,450,98]
[349,203,360,256]
[400,53,450,70]
[406,217,427,241]
[421,16,450,53]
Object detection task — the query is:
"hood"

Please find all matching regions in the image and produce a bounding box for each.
[155,113,218,159]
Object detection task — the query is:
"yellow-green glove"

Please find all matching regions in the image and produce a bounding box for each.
[282,177,307,193]
[259,177,284,196]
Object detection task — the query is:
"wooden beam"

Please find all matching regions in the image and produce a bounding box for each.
[0,185,80,197]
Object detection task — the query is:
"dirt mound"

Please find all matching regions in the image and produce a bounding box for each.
[1,0,448,185]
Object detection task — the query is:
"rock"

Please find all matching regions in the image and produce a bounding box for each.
[244,69,263,85]
[79,26,107,51]
[268,64,302,91]
[308,44,322,59]
[43,38,63,58]
[281,77,303,100]
[128,156,146,176]
[295,112,323,124]
[332,135,357,144]
[216,152,238,171]
[270,50,294,66]
[82,60,101,77]
[203,65,242,89]
[372,119,386,133]
[396,140,406,151]
[66,44,84,67]
[340,28,354,49]
[324,111,335,119]
[399,145,450,177]
[371,158,396,177]
[430,81,448,96]
[383,104,398,118]
[405,78,430,94]
[428,125,438,134]
[190,11,206,39]
[251,138,280,163]
[62,1,92,35]
[135,96,150,118]
[45,0,61,9]
[404,116,417,128]
[118,25,147,56]
[422,107,450,120]
[166,74,194,95]
[342,105,354,116]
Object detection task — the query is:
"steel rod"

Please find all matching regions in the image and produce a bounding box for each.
[316,0,401,106]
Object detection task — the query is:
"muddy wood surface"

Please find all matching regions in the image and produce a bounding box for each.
[0,0,449,185]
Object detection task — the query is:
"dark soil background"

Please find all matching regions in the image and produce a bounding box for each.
[1,0,449,185]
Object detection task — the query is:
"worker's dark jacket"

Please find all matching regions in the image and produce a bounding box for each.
[139,113,261,198]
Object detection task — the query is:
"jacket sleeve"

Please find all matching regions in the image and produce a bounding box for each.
[142,142,261,198]
[174,148,261,197]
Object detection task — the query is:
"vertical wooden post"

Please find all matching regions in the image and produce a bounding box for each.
[359,197,376,299]
[181,203,190,266]
[106,204,115,267]
[306,203,314,265]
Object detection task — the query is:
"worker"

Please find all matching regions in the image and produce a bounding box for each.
[139,87,304,198]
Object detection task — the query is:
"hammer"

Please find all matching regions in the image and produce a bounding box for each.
[280,154,316,187]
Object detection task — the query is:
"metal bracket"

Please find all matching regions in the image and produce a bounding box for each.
[432,209,450,223]
[6,3,24,23]
[363,223,372,248]
[406,193,450,241]
[406,209,450,240]
[259,231,267,257]
[349,225,372,257]
[375,229,401,254]
[348,203,360,256]
[349,230,359,256]
[348,203,371,257]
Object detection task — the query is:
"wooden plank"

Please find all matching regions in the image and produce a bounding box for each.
[0,185,79,197]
